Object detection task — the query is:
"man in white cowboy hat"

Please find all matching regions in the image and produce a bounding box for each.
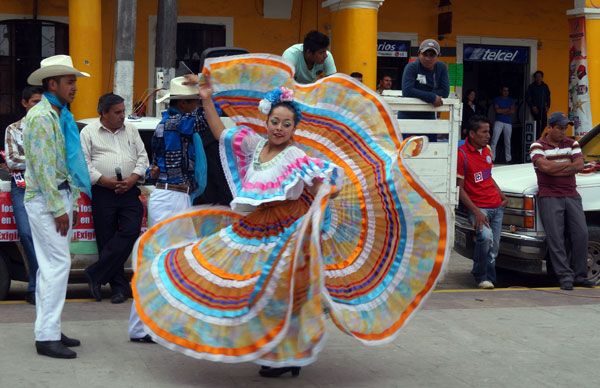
[23,54,92,359]
[128,75,231,342]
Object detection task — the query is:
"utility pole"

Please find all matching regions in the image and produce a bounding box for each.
[154,0,178,114]
[114,0,137,116]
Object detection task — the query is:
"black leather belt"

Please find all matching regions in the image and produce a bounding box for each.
[155,182,190,194]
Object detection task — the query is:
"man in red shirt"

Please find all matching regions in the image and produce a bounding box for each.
[530,112,594,290]
[458,115,507,289]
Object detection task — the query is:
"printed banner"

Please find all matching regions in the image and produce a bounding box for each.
[0,190,150,242]
[568,17,593,136]
[72,193,95,241]
[463,44,529,64]
[377,40,409,58]
[0,192,18,241]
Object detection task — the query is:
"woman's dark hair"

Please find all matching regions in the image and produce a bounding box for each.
[269,101,302,125]
[463,88,476,103]
[468,115,490,134]
[533,70,544,78]
[303,30,329,54]
[97,93,125,115]
[22,86,44,101]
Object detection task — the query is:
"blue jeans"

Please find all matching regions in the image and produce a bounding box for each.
[469,207,503,284]
[11,181,38,292]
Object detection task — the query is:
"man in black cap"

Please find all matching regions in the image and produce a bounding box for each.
[529,112,594,290]
[399,38,449,141]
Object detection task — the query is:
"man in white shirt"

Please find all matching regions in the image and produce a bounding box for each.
[80,93,149,304]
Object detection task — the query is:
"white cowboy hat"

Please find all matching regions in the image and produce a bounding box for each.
[155,76,200,103]
[27,55,90,85]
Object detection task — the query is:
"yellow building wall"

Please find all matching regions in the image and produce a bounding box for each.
[378,0,572,115]
[0,0,577,118]
[0,0,68,16]
[131,0,329,106]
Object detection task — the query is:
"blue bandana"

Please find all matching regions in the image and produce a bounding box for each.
[44,92,92,198]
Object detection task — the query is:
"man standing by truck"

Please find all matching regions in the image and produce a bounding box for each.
[530,112,594,290]
[80,93,149,304]
[4,86,43,305]
[282,30,337,84]
[457,115,508,289]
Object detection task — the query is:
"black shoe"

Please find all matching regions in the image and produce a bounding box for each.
[111,293,127,304]
[258,366,301,378]
[35,340,77,359]
[130,334,155,343]
[574,279,596,288]
[25,291,35,305]
[85,271,102,301]
[560,281,573,291]
[61,333,81,347]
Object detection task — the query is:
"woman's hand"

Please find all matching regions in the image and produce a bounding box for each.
[199,81,213,100]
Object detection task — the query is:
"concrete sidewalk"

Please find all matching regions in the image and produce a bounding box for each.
[1,289,600,388]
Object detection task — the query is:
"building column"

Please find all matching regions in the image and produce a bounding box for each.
[68,0,102,119]
[567,0,600,135]
[323,0,384,89]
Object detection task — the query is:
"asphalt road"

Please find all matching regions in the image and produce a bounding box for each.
[4,250,557,302]
[2,250,599,387]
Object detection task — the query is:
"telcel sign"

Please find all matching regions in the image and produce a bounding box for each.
[464,44,529,64]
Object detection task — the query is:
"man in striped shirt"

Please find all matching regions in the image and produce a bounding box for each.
[529,112,594,290]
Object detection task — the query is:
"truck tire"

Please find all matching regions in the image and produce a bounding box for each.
[587,227,600,285]
[0,254,10,300]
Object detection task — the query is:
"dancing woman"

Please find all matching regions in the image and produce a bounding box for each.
[132,54,450,377]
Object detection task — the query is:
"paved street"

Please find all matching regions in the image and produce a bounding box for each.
[1,251,599,388]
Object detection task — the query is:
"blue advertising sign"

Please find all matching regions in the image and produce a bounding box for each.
[463,44,529,64]
[377,40,409,58]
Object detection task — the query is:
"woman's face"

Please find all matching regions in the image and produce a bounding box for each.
[267,106,296,147]
[468,91,476,102]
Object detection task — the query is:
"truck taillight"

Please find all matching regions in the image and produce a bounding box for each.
[523,196,535,228]
[524,216,534,228]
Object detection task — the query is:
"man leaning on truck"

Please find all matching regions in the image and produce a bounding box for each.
[457,115,508,289]
[530,112,595,290]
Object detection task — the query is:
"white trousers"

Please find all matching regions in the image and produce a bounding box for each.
[128,189,191,339]
[24,190,73,341]
[490,121,512,162]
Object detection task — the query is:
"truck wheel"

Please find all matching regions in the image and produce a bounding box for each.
[587,227,600,285]
[0,254,10,300]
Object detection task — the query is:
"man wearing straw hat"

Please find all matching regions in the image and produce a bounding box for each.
[128,76,211,342]
[23,54,92,359]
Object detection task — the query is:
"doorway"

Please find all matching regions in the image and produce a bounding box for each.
[0,19,68,137]
[461,43,531,163]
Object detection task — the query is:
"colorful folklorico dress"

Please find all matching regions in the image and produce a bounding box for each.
[133,54,451,367]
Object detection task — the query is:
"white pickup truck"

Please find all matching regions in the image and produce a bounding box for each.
[454,125,600,283]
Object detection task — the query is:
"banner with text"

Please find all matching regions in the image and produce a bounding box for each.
[377,40,409,58]
[463,44,529,64]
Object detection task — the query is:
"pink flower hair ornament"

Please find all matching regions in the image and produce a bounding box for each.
[258,86,302,124]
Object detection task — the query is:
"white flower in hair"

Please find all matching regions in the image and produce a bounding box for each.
[258,98,272,115]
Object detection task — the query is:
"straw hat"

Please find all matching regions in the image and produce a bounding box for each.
[155,76,200,103]
[27,55,90,86]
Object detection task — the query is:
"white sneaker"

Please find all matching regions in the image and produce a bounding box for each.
[478,280,494,289]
